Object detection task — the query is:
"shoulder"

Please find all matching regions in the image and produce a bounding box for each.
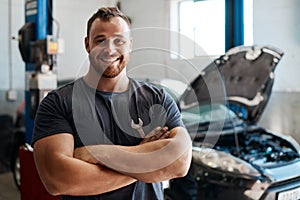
[53,79,76,96]
[39,79,79,111]
[129,78,177,108]
[45,78,86,101]
[130,78,166,96]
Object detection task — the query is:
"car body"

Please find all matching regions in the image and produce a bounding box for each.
[158,45,300,200]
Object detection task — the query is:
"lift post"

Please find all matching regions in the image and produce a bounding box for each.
[19,0,58,143]
[225,0,244,51]
[18,0,60,199]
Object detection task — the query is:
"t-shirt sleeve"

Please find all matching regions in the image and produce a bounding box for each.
[162,89,185,130]
[31,92,74,147]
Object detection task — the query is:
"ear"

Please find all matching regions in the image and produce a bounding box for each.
[84,37,90,53]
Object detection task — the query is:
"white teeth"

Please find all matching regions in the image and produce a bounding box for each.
[102,57,119,63]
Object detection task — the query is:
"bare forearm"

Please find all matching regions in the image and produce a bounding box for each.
[121,142,192,182]
[41,156,136,196]
[79,127,192,182]
[33,134,136,196]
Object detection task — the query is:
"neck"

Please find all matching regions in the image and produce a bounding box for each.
[83,68,130,92]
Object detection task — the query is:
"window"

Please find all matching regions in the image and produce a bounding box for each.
[244,0,253,46]
[170,0,253,59]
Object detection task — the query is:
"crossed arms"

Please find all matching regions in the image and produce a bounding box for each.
[33,126,192,196]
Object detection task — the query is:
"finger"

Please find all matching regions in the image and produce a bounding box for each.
[140,126,170,144]
[140,132,161,144]
[142,130,171,144]
[153,127,169,139]
[159,131,171,139]
[146,126,162,138]
[149,126,168,137]
[168,130,177,138]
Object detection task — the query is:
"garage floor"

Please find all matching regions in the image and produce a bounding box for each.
[0,172,19,200]
[0,92,299,200]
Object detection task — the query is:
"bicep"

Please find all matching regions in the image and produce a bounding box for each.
[163,91,184,129]
[32,93,74,146]
[33,133,75,193]
[33,133,136,196]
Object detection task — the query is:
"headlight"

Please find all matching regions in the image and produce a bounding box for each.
[192,147,261,177]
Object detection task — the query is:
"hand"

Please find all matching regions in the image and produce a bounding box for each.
[140,126,176,144]
[74,146,99,164]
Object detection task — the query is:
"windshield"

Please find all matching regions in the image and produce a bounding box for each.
[181,104,241,128]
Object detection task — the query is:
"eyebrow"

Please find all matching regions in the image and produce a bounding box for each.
[93,33,127,40]
[93,35,106,40]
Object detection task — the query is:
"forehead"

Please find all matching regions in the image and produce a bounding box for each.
[89,17,130,38]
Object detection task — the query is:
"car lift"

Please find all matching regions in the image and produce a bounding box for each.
[18,0,60,199]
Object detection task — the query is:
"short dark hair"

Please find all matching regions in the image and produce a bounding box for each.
[86,7,131,37]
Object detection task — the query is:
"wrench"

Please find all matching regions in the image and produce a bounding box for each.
[131,118,145,138]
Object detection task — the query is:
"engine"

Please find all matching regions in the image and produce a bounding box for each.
[211,129,300,168]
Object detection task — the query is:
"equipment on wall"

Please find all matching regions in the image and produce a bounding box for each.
[17,1,62,199]
[18,0,63,143]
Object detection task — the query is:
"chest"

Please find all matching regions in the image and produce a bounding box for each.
[70,82,168,147]
[94,91,162,146]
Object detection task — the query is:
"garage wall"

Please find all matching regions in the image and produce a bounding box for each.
[1,0,300,117]
[0,0,118,116]
[0,0,25,116]
[53,0,118,81]
[123,0,300,92]
[123,0,213,84]
[253,0,300,92]
[1,0,300,91]
[0,0,24,90]
[0,0,119,90]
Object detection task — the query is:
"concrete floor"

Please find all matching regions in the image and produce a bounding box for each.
[0,91,299,200]
[0,172,19,200]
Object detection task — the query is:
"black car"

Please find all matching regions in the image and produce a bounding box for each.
[159,45,300,200]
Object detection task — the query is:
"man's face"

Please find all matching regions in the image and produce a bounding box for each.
[85,17,132,78]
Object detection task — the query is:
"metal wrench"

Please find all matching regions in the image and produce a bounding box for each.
[131,118,145,138]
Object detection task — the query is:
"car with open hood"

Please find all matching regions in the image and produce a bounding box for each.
[160,45,300,200]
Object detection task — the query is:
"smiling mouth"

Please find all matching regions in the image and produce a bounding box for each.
[101,57,120,64]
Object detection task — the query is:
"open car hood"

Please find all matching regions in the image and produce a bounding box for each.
[179,45,284,124]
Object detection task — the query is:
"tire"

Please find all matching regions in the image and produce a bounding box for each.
[12,155,21,189]
[10,130,25,190]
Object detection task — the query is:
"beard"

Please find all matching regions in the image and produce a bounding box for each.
[89,50,129,78]
[102,55,127,78]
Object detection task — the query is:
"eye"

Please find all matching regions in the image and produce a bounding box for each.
[114,38,126,46]
[95,38,106,45]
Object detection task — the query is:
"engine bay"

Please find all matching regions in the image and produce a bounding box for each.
[195,128,300,169]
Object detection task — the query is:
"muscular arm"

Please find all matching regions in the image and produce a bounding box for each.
[33,133,136,196]
[75,127,192,183]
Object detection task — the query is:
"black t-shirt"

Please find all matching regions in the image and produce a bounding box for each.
[32,77,184,200]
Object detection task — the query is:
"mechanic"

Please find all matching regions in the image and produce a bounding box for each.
[32,7,192,200]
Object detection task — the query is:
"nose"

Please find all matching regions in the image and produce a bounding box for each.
[103,39,116,54]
